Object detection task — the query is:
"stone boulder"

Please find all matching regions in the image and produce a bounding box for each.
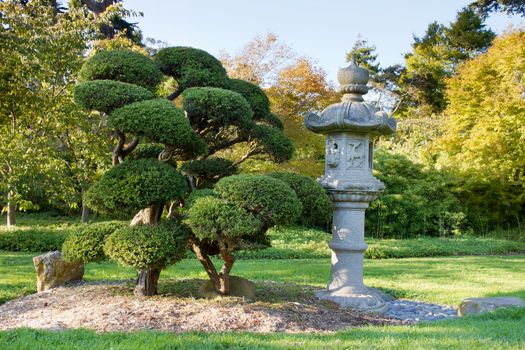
[458,297,524,316]
[198,276,255,301]
[33,251,84,292]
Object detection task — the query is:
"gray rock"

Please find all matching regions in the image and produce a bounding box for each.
[458,297,524,316]
[33,251,84,292]
[198,276,255,301]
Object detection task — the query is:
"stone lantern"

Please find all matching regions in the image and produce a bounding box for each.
[304,58,396,311]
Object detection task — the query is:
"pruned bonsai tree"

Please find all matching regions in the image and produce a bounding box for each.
[70,47,295,296]
[185,174,302,295]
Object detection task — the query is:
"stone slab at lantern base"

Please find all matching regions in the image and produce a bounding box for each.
[316,287,388,312]
[458,297,524,316]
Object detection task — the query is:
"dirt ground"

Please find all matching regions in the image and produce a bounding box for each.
[0,280,404,333]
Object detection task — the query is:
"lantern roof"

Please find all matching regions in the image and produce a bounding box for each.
[304,58,396,135]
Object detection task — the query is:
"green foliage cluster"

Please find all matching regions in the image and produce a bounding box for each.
[262,113,284,130]
[227,79,270,119]
[126,144,164,161]
[155,47,228,89]
[214,174,302,227]
[62,221,126,263]
[79,49,163,91]
[267,172,332,228]
[85,159,187,217]
[253,125,294,162]
[109,99,206,154]
[74,80,154,114]
[104,223,189,270]
[182,87,253,130]
[180,158,237,189]
[185,196,262,241]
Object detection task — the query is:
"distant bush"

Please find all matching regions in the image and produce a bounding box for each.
[0,227,69,252]
[62,221,127,263]
[233,226,525,260]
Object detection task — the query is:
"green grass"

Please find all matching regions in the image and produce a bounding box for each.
[2,252,525,306]
[1,252,525,349]
[1,308,524,350]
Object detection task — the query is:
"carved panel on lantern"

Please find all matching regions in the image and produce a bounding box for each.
[327,136,340,169]
[346,140,365,169]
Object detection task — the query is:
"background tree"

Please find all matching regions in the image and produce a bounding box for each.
[469,0,525,17]
[0,0,100,226]
[397,8,495,115]
[434,29,525,230]
[219,32,295,86]
[346,35,380,77]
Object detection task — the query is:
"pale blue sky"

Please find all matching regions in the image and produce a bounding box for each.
[124,0,523,81]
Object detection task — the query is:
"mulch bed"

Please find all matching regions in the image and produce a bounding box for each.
[0,280,404,333]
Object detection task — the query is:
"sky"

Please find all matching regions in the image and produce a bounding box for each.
[123,0,523,82]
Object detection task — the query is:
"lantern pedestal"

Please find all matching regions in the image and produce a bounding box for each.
[316,199,386,312]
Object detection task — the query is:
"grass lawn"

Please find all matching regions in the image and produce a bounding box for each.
[2,252,524,306]
[1,252,524,349]
[1,213,525,349]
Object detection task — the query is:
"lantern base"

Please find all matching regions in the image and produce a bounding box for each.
[316,287,388,312]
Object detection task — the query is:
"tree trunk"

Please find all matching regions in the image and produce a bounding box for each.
[191,241,221,292]
[7,191,16,227]
[134,268,161,296]
[81,188,89,224]
[218,240,235,295]
[130,204,163,226]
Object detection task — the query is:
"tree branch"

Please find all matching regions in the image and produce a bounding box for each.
[121,136,139,157]
[79,0,114,14]
[190,238,221,292]
[229,148,261,169]
[205,136,248,157]
[112,129,125,165]
[218,239,235,295]
[167,85,183,101]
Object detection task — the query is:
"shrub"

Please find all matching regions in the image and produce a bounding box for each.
[184,174,302,295]
[367,150,466,238]
[104,223,189,270]
[267,172,332,228]
[263,112,284,130]
[79,50,163,91]
[85,159,188,217]
[74,80,154,114]
[214,174,302,227]
[62,221,127,263]
[0,227,69,252]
